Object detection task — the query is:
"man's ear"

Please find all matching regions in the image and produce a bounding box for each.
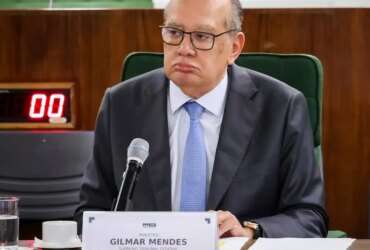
[227,32,245,65]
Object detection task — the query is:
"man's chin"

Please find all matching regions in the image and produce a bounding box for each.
[170,73,200,87]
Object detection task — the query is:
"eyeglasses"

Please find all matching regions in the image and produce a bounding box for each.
[160,26,237,51]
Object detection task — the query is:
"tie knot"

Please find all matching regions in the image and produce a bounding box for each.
[184,101,204,120]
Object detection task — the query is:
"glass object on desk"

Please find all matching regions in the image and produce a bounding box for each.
[0,196,19,250]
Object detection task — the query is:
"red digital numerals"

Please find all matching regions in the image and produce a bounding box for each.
[29,94,65,119]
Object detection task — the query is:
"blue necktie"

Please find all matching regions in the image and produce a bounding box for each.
[180,101,207,211]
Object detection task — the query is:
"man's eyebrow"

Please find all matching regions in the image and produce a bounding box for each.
[164,22,184,29]
[164,22,216,33]
[194,25,216,33]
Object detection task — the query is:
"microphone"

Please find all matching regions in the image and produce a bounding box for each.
[113,138,149,211]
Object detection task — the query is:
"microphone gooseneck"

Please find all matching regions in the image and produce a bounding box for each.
[113,138,149,211]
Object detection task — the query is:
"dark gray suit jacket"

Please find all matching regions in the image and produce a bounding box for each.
[75,64,328,237]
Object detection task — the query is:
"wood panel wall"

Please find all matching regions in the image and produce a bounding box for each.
[0,8,369,238]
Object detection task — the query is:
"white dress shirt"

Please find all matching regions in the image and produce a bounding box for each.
[167,72,228,211]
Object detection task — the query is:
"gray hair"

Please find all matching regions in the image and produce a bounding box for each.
[229,0,243,31]
[164,0,243,31]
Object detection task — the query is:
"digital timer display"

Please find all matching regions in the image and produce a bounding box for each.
[0,83,75,129]
[29,93,65,119]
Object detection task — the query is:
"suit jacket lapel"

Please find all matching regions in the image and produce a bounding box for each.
[207,64,261,210]
[137,69,172,211]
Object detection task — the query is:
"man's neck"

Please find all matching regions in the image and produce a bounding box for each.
[177,71,228,99]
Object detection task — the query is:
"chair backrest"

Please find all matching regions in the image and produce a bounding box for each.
[122,52,323,148]
[0,131,94,220]
[122,52,324,177]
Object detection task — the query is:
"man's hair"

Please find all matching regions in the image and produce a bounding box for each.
[228,0,243,31]
[164,0,243,31]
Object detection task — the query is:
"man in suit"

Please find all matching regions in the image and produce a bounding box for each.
[75,0,328,238]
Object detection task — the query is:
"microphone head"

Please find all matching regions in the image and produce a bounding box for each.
[127,138,149,165]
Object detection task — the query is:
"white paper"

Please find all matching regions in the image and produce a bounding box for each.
[249,238,355,250]
[218,237,249,250]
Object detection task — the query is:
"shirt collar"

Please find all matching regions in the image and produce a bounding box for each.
[169,71,228,117]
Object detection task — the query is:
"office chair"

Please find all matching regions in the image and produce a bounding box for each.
[121,51,346,238]
[122,52,324,174]
[0,131,94,220]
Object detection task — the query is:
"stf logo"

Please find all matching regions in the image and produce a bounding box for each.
[142,223,157,228]
[204,218,211,224]
[88,216,95,223]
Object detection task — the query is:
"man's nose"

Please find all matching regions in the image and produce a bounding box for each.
[177,34,196,56]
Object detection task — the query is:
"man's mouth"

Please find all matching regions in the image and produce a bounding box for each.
[174,63,196,73]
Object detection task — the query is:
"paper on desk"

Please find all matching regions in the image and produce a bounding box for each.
[218,237,249,250]
[249,238,355,250]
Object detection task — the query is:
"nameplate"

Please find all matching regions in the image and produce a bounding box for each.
[82,211,217,250]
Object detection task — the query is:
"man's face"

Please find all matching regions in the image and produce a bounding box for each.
[163,0,244,98]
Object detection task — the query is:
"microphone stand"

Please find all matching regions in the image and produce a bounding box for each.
[113,161,142,211]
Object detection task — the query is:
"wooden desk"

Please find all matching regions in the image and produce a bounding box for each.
[20,239,370,249]
[242,239,370,250]
[348,240,370,250]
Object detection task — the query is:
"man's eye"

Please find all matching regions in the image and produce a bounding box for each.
[193,32,212,41]
[167,28,182,37]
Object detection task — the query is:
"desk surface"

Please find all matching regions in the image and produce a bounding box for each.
[242,239,370,250]
[348,240,370,250]
[19,239,370,249]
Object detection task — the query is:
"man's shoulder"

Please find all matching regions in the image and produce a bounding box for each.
[231,64,301,100]
[110,68,166,96]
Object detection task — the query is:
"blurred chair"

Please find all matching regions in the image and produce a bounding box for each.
[0,131,93,221]
[121,52,345,238]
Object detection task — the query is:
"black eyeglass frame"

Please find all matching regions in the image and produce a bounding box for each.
[159,25,239,51]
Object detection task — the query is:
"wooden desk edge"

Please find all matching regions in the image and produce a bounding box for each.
[348,239,370,250]
[242,239,370,250]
